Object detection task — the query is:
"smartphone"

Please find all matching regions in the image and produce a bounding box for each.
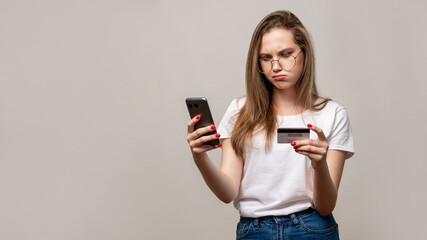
[185,97,220,146]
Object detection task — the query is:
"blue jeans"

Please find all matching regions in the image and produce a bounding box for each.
[236,208,339,240]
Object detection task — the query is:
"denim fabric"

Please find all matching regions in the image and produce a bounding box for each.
[236,208,339,240]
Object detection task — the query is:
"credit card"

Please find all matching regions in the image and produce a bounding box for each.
[277,128,310,144]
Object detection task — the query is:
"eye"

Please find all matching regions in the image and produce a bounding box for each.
[259,56,271,61]
[280,53,291,58]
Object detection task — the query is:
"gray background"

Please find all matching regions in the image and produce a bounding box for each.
[1,0,426,239]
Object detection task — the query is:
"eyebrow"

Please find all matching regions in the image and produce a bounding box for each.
[259,47,295,56]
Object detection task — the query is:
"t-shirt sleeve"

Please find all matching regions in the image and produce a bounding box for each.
[327,107,355,159]
[217,99,240,142]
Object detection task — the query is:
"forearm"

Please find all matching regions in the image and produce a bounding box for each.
[312,161,337,216]
[192,152,238,203]
[293,126,346,216]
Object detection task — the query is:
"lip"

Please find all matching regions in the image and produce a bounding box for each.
[273,74,287,80]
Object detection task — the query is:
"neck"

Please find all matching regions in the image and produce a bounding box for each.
[272,87,304,116]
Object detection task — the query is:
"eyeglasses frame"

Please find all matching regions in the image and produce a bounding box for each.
[257,49,303,73]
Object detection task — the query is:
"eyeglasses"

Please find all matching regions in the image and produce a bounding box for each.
[257,50,302,73]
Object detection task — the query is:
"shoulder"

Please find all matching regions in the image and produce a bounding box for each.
[218,96,247,136]
[316,98,347,115]
[315,99,354,158]
[227,96,246,112]
[309,99,350,125]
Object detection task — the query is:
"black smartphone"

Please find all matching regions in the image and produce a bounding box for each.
[185,97,220,146]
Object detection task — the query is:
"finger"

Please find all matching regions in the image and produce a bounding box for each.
[294,145,327,155]
[307,124,326,141]
[189,132,221,148]
[188,125,217,142]
[191,144,216,154]
[295,150,324,162]
[294,149,312,157]
[191,140,222,154]
[294,149,308,156]
[187,115,201,134]
[292,139,326,148]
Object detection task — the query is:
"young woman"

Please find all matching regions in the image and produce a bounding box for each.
[186,10,354,239]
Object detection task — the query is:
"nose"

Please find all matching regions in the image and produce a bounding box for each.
[271,60,282,72]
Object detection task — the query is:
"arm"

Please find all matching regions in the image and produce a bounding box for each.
[293,124,346,216]
[193,139,243,203]
[187,116,243,203]
[311,149,346,216]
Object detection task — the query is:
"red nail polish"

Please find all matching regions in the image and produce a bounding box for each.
[307,124,312,127]
[293,146,296,149]
[196,115,200,120]
[291,141,296,146]
[218,143,222,147]
[215,133,220,138]
[211,125,216,130]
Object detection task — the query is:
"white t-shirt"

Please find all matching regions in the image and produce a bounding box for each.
[217,97,354,218]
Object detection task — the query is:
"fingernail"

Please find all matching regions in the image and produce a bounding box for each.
[215,133,220,138]
[307,124,312,127]
[218,143,222,147]
[293,146,296,149]
[211,125,216,129]
[196,115,200,120]
[291,141,296,146]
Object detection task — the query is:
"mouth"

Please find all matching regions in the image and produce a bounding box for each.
[273,75,287,80]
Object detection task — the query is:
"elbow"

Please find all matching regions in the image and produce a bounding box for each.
[317,209,333,217]
[316,204,336,217]
[314,202,336,217]
[219,194,237,204]
[218,191,238,204]
[221,198,234,204]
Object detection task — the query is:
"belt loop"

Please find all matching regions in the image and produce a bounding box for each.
[290,214,300,227]
[253,218,259,230]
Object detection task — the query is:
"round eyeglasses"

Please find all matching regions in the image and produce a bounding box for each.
[257,50,302,73]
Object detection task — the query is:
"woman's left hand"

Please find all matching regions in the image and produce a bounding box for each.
[292,124,329,170]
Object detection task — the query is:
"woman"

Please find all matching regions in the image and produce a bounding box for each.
[186,10,354,239]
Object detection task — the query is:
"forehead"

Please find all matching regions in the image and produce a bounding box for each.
[259,28,297,53]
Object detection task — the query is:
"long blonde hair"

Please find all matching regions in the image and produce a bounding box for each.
[231,10,330,157]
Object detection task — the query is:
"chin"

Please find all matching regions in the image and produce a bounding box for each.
[273,82,294,90]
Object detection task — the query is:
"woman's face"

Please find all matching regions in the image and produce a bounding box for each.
[258,28,304,92]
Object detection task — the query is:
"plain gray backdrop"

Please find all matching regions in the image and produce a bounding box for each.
[1,0,426,239]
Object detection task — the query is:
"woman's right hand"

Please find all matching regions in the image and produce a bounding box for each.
[187,115,222,155]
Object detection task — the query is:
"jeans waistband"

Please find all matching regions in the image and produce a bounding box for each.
[240,207,315,223]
